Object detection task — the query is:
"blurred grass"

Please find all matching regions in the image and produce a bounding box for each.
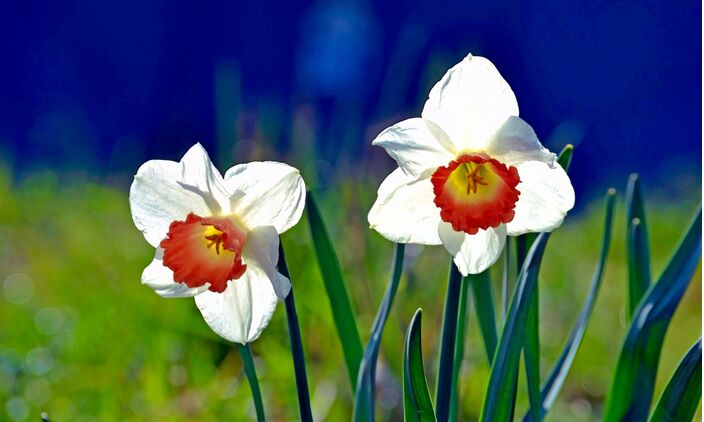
[0,167,700,421]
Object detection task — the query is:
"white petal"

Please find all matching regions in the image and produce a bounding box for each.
[141,248,210,298]
[130,158,211,248]
[422,54,518,151]
[194,264,279,344]
[224,162,306,234]
[438,223,507,276]
[507,161,575,236]
[485,116,556,167]
[372,118,455,177]
[178,143,231,214]
[243,225,291,300]
[368,168,442,245]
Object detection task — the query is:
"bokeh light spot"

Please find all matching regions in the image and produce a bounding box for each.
[3,273,34,305]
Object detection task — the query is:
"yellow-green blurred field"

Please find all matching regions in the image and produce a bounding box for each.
[0,168,700,421]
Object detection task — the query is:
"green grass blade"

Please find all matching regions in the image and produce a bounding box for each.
[520,143,574,420]
[449,274,471,421]
[469,270,498,364]
[237,343,266,422]
[625,174,651,319]
[480,233,551,422]
[556,144,574,171]
[305,191,363,391]
[603,207,702,422]
[649,338,702,422]
[523,285,540,422]
[435,263,463,422]
[521,189,616,422]
[404,309,437,422]
[278,244,313,422]
[502,238,511,323]
[354,243,405,422]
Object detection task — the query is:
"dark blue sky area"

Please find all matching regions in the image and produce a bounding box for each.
[0,0,701,199]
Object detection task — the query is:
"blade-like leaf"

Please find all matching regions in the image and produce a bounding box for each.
[501,238,511,323]
[238,344,266,422]
[354,243,406,421]
[603,207,702,422]
[625,173,651,318]
[649,338,702,422]
[470,270,498,364]
[521,142,574,420]
[480,233,551,422]
[404,309,437,422]
[523,286,540,422]
[305,191,363,390]
[278,244,313,422]
[556,144,573,171]
[449,274,471,421]
[521,189,616,422]
[435,263,463,422]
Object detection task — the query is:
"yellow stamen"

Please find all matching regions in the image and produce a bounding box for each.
[203,226,226,255]
[465,163,488,194]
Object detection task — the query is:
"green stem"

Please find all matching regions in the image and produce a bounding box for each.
[237,343,266,422]
[435,262,463,422]
[278,243,313,422]
[449,274,470,420]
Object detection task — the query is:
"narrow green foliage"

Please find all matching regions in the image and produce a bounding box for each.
[404,309,437,422]
[625,174,651,318]
[449,274,471,420]
[521,189,616,422]
[480,233,551,422]
[278,244,313,422]
[354,243,405,421]
[435,263,463,422]
[305,191,363,391]
[649,339,702,422]
[469,271,498,364]
[603,208,702,422]
[523,287,540,422]
[238,344,266,422]
[556,144,574,171]
[521,142,574,420]
[501,239,511,323]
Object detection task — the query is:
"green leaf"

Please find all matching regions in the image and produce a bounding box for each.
[435,263,463,422]
[649,338,702,422]
[278,243,313,422]
[354,243,405,422]
[521,189,616,422]
[523,286,540,422]
[449,273,471,421]
[556,144,574,171]
[480,233,551,422]
[238,343,266,422]
[305,191,363,391]
[501,238,512,323]
[404,309,437,422]
[521,142,574,420]
[469,270,498,364]
[625,173,651,319]
[603,207,702,422]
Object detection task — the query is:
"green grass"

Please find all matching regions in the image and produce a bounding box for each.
[0,169,700,421]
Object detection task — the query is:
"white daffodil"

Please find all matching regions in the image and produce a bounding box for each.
[368,54,575,276]
[130,143,306,344]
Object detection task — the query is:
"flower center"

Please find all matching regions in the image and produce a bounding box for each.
[431,154,520,234]
[160,213,248,293]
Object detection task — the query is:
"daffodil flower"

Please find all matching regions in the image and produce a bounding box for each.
[368,54,575,275]
[130,144,305,343]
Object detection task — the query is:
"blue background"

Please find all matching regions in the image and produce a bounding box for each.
[1,0,701,201]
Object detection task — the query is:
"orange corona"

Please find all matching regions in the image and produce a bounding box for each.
[160,213,248,293]
[431,154,521,234]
